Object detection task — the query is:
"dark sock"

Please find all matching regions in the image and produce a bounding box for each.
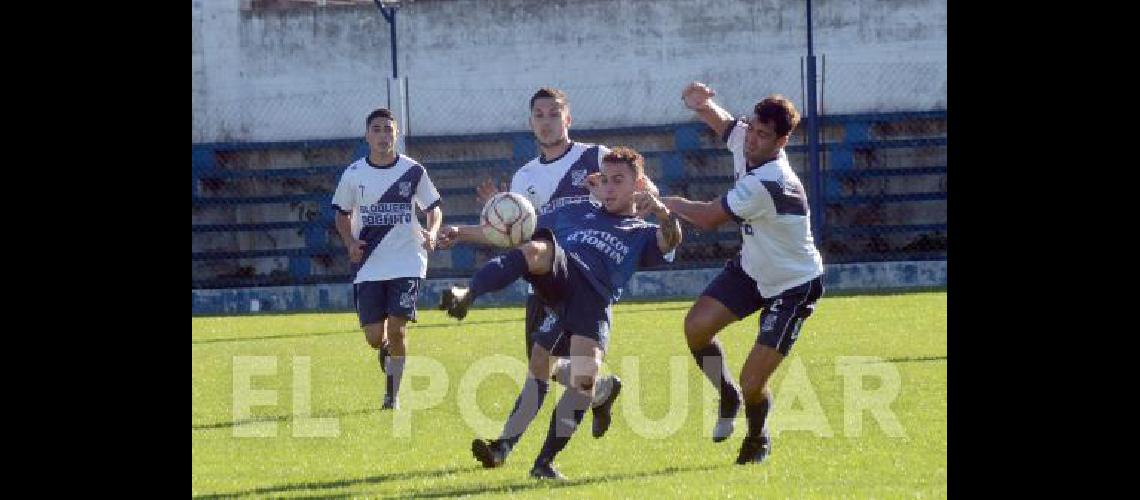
[691,341,742,416]
[744,391,773,438]
[388,356,406,399]
[535,388,592,465]
[499,377,550,450]
[470,249,528,300]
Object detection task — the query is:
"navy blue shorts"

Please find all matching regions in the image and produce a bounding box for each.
[522,296,567,357]
[525,228,612,352]
[702,256,824,356]
[354,278,421,327]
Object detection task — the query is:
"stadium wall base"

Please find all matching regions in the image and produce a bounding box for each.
[192,260,946,315]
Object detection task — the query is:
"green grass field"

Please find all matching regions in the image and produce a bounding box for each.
[192,291,946,498]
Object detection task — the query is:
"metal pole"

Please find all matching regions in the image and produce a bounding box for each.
[389,7,397,79]
[374,1,398,79]
[805,0,824,245]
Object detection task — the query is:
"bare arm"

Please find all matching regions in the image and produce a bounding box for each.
[335,211,365,263]
[437,224,495,249]
[661,195,734,232]
[682,81,735,139]
[420,206,443,251]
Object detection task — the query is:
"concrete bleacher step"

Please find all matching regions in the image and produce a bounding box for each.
[192,112,948,286]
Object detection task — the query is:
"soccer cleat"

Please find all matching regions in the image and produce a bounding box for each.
[471,438,508,468]
[529,460,567,480]
[591,375,622,438]
[713,389,742,443]
[381,394,399,410]
[735,433,772,465]
[441,286,472,321]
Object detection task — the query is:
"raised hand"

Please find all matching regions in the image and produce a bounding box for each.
[682,81,716,111]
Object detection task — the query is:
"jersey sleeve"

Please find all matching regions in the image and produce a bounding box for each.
[509,170,524,196]
[415,167,442,212]
[331,168,356,215]
[594,144,611,172]
[721,171,775,222]
[637,224,669,268]
[536,204,560,231]
[723,119,746,155]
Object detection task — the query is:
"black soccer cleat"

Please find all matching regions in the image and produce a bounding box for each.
[735,434,772,465]
[381,394,399,410]
[713,389,742,443]
[529,460,566,480]
[591,375,623,438]
[471,438,508,468]
[441,286,471,321]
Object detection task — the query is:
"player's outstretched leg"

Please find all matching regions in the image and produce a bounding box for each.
[443,241,555,320]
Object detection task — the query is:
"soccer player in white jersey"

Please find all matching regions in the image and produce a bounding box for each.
[662,83,825,465]
[463,88,626,443]
[332,108,443,410]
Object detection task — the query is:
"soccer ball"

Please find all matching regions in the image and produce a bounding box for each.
[481,192,537,247]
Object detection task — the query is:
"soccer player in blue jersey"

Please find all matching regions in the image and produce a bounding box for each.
[332,108,443,410]
[438,147,682,480]
[663,82,825,465]
[466,88,641,439]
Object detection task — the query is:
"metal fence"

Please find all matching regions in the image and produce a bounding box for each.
[193,59,946,289]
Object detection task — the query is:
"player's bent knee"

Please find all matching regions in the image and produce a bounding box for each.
[520,241,553,274]
[519,240,547,259]
[363,324,385,349]
[683,311,716,346]
[739,372,771,399]
[528,349,552,380]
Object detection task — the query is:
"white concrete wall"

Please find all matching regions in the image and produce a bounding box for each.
[192,0,946,142]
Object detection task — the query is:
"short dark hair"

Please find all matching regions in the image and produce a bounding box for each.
[602,146,645,179]
[365,108,395,127]
[529,87,569,111]
[753,95,800,137]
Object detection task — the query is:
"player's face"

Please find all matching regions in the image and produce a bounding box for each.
[743,116,788,165]
[366,117,397,156]
[530,98,571,148]
[596,160,641,214]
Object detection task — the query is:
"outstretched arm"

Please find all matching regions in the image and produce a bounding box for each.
[661,195,734,232]
[437,225,494,249]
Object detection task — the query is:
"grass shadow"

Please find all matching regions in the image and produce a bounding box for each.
[385,463,725,499]
[840,355,946,365]
[193,407,381,431]
[193,465,483,499]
